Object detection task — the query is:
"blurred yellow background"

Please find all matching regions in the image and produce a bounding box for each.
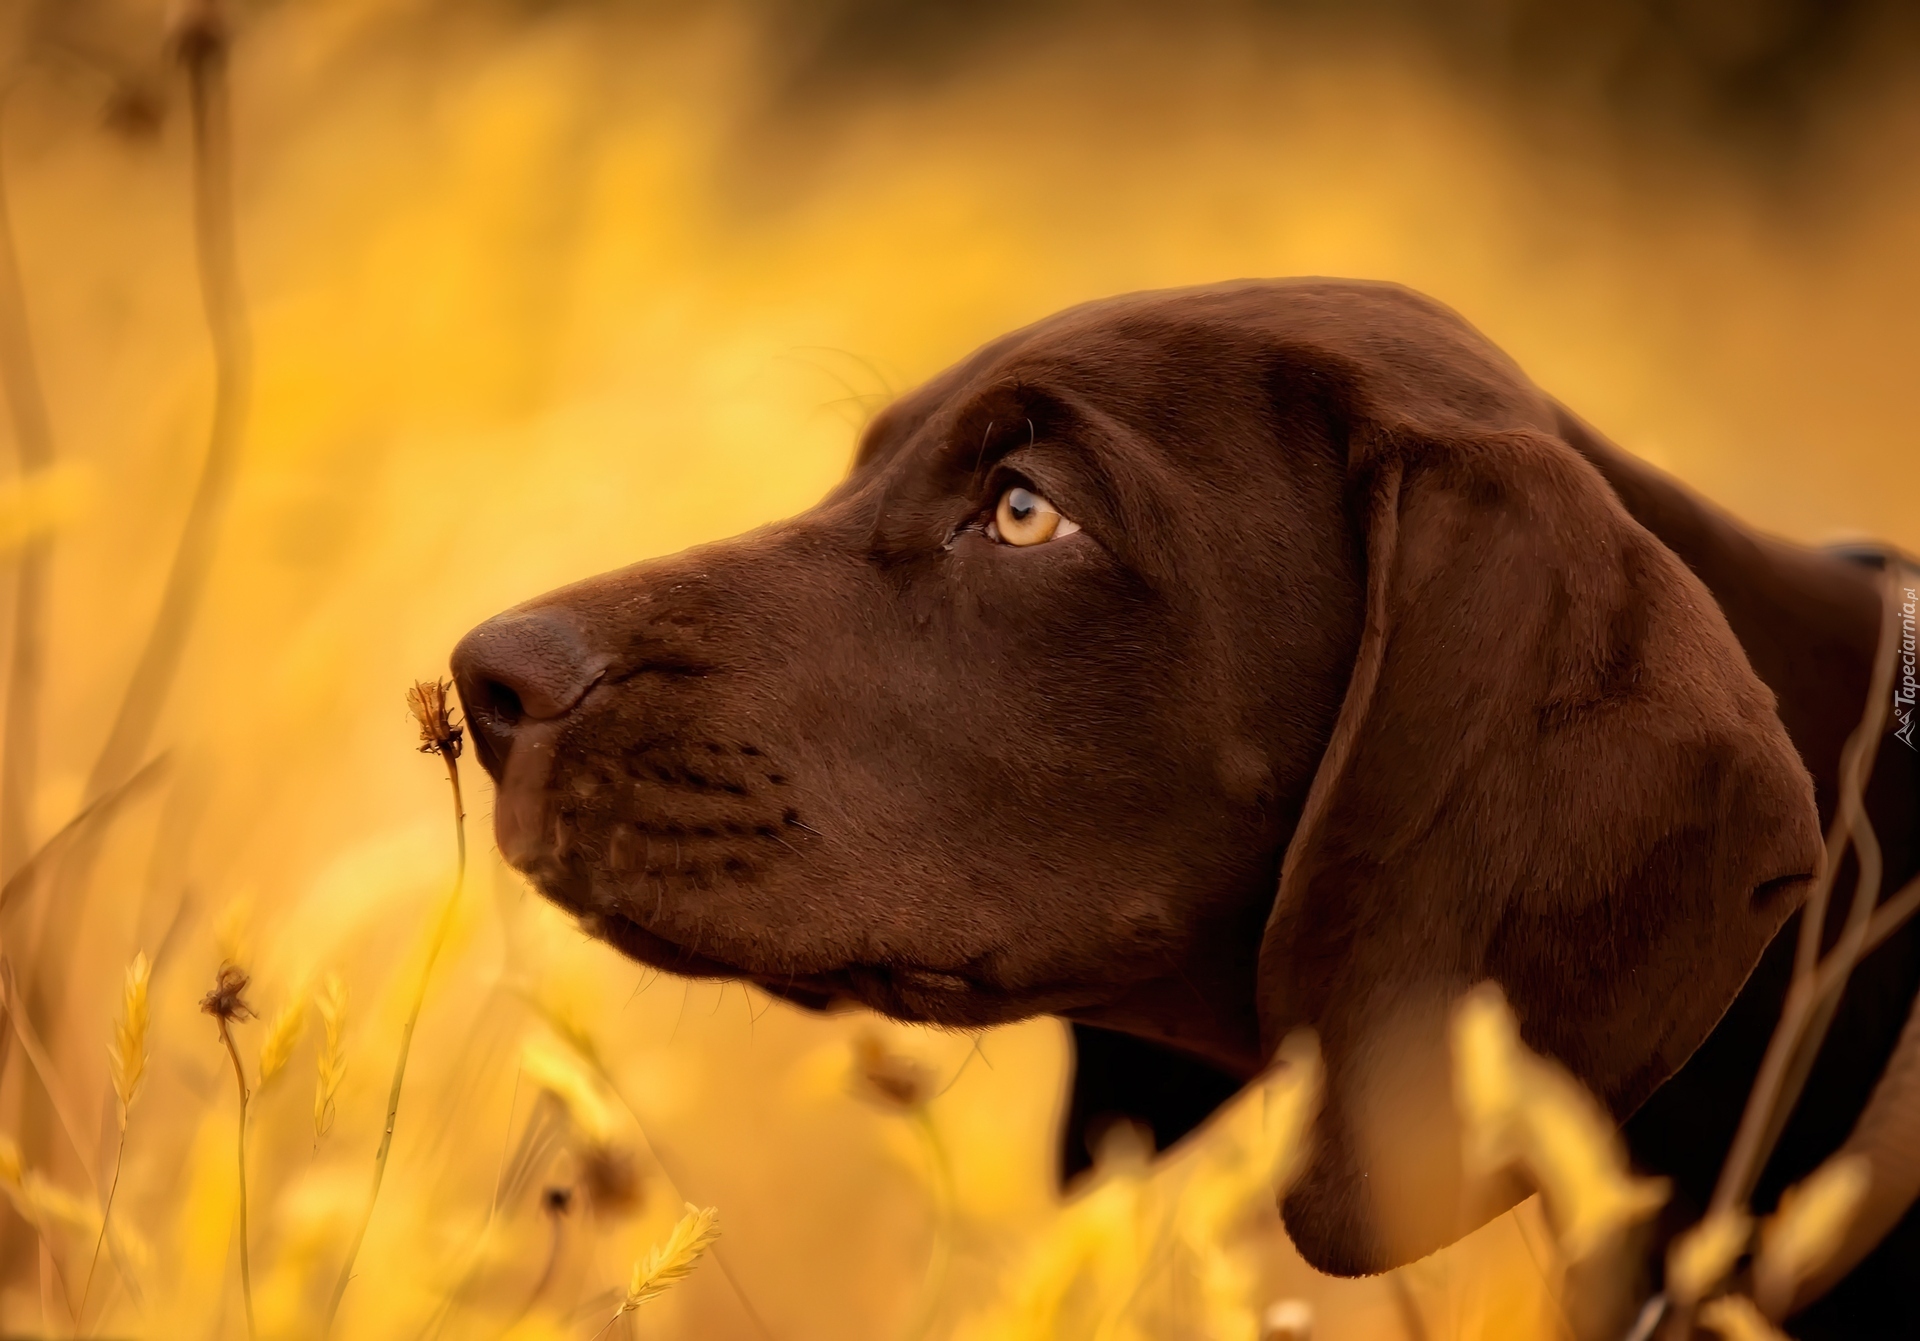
[0,0,1915,1335]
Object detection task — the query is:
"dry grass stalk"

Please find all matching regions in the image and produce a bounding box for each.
[321,679,467,1334]
[519,993,778,1341]
[256,990,305,1088]
[1665,1210,1751,1307]
[1451,985,1668,1261]
[313,972,348,1138]
[1697,1293,1790,1341]
[82,951,149,1318]
[844,1031,956,1341]
[600,1202,722,1334]
[1751,1154,1871,1318]
[15,0,254,1198]
[0,83,60,890]
[203,961,257,1339]
[1709,566,1910,1224]
[0,954,99,1194]
[81,0,252,805]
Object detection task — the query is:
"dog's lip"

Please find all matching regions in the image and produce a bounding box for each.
[591,909,742,978]
[592,910,986,1002]
[493,719,568,869]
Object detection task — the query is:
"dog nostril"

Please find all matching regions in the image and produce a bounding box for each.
[484,678,526,725]
[449,607,610,779]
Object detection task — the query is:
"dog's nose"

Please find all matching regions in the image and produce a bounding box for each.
[450,609,608,779]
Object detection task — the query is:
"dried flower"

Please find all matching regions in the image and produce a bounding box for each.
[257,992,306,1088]
[407,678,464,760]
[202,958,259,1338]
[1450,984,1667,1260]
[580,1143,645,1217]
[313,973,348,1138]
[613,1203,721,1319]
[1753,1153,1871,1317]
[1667,1210,1752,1306]
[110,952,151,1115]
[201,962,254,1024]
[849,1030,937,1111]
[1699,1293,1791,1341]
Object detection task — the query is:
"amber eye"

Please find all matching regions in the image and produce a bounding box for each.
[988,485,1081,547]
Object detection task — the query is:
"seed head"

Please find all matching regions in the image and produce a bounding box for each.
[110,951,151,1115]
[407,678,463,760]
[200,963,254,1025]
[313,973,348,1138]
[257,992,307,1087]
[617,1203,720,1315]
[849,1030,936,1111]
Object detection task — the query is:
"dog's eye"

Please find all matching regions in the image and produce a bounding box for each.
[988,485,1081,547]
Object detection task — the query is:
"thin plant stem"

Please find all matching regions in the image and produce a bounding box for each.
[1708,565,1902,1220]
[0,88,58,890]
[324,741,466,1333]
[1667,564,1909,1337]
[79,1120,128,1324]
[84,4,251,804]
[0,954,99,1195]
[21,0,253,1174]
[215,1014,257,1341]
[900,1106,955,1341]
[547,1005,779,1341]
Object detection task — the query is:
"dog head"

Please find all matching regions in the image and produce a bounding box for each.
[451,279,1821,1272]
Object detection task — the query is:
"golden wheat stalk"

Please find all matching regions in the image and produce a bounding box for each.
[313,972,348,1138]
[322,679,466,1334]
[81,951,149,1321]
[256,990,305,1088]
[597,1203,722,1335]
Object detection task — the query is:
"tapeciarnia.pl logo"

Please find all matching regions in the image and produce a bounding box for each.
[1896,584,1917,750]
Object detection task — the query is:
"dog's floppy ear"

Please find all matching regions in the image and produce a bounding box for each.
[1260,423,1824,1275]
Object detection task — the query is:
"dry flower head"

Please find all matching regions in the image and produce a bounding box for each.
[201,962,254,1024]
[407,677,464,759]
[580,1142,645,1217]
[849,1029,938,1111]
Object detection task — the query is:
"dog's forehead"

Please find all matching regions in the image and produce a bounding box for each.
[852,279,1555,479]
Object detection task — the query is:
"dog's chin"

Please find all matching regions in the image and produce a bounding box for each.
[503,815,1094,1030]
[588,905,1024,1026]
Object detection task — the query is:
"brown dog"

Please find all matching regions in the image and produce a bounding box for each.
[451,280,1919,1337]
